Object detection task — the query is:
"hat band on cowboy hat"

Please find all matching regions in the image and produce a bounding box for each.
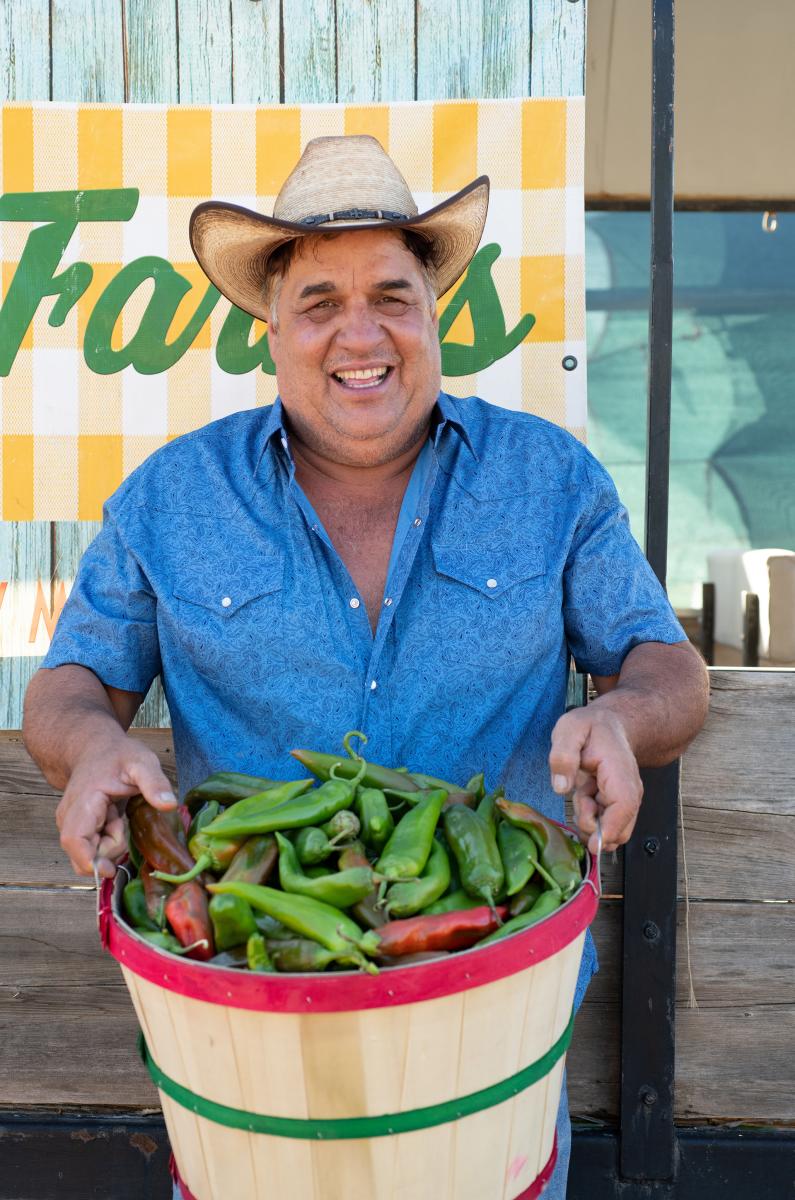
[189,134,489,323]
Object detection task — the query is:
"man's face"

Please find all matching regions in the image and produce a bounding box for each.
[268,229,441,467]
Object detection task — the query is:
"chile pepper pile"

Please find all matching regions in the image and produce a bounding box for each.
[119,731,586,974]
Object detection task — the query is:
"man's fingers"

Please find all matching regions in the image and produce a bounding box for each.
[549,714,590,793]
[121,759,176,810]
[59,788,113,875]
[96,811,127,865]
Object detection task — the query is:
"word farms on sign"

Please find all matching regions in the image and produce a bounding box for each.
[0,99,585,521]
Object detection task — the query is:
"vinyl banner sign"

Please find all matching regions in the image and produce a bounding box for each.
[0,98,585,521]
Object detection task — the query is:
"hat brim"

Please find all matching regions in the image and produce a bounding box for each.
[189,177,489,322]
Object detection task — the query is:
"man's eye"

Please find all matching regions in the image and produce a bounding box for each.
[378,296,409,310]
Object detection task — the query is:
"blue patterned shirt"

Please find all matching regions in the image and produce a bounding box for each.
[44,393,686,1001]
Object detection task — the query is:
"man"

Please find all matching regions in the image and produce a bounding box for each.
[23,134,709,1197]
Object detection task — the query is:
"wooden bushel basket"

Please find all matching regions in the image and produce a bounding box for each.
[100,849,599,1200]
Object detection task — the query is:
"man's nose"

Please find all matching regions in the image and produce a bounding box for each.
[335,301,387,352]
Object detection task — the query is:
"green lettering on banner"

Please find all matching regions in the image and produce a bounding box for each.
[439,243,536,375]
[0,189,139,376]
[216,305,276,375]
[84,256,220,374]
[0,191,537,379]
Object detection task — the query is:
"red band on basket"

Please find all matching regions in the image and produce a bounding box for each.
[170,1136,557,1200]
[102,846,597,1014]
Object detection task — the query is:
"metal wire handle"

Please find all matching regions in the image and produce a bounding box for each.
[583,814,603,900]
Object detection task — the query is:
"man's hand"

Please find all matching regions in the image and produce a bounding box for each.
[55,732,177,878]
[549,707,642,854]
[549,641,710,855]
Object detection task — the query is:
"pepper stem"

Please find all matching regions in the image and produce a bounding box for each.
[151,855,210,885]
[343,729,368,760]
[532,860,562,893]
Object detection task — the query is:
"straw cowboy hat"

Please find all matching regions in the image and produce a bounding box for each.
[189,134,489,321]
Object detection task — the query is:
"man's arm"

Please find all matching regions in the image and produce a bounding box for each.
[23,665,177,878]
[549,640,710,853]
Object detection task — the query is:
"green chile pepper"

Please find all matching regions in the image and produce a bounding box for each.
[466,772,486,802]
[476,787,503,837]
[207,882,380,971]
[204,764,363,838]
[321,809,360,845]
[211,946,249,968]
[209,893,258,952]
[496,798,582,897]
[375,790,446,883]
[137,930,196,954]
[476,888,564,945]
[152,827,245,885]
[267,938,348,972]
[122,878,159,931]
[294,827,333,866]
[220,834,278,885]
[509,879,544,917]
[199,778,315,838]
[187,801,221,843]
[275,832,376,908]
[422,888,483,915]
[140,864,171,928]
[246,932,274,972]
[355,787,394,851]
[254,914,295,940]
[384,838,451,918]
[305,865,333,878]
[184,771,284,812]
[497,822,539,896]
[443,805,505,915]
[291,729,419,794]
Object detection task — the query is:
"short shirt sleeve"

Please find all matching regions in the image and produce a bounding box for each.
[42,512,161,695]
[564,455,687,677]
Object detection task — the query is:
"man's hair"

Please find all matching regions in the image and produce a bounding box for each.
[264,229,438,328]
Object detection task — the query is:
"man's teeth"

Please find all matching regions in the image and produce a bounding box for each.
[335,367,388,385]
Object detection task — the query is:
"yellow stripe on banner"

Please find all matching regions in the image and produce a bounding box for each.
[522,100,567,191]
[344,106,389,150]
[521,255,565,344]
[78,108,123,189]
[2,107,34,192]
[433,102,478,193]
[168,109,212,197]
[3,435,34,520]
[78,435,122,520]
[256,108,301,197]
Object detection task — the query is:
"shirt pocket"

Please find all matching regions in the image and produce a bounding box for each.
[171,562,285,683]
[431,540,551,670]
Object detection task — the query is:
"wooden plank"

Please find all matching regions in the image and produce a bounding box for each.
[684,670,795,815]
[282,0,337,103]
[125,0,179,103]
[0,0,50,100]
[417,0,486,100]
[0,888,158,1106]
[336,0,415,102]
[50,0,124,101]
[530,0,586,97]
[229,0,280,103]
[176,0,233,104]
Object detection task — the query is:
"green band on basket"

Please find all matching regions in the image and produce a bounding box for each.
[137,1009,574,1141]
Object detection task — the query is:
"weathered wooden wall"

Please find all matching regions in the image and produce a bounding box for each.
[1,670,793,1123]
[0,0,585,729]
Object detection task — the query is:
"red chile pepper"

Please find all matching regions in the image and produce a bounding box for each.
[164,881,215,961]
[374,905,507,956]
[128,795,196,878]
[220,834,278,886]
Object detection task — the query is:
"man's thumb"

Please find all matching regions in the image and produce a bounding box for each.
[127,760,177,810]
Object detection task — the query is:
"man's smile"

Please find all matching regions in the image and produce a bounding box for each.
[330,365,395,391]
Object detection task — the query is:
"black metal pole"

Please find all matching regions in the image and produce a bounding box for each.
[619,0,679,1184]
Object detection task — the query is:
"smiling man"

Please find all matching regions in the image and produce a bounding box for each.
[23,135,709,1198]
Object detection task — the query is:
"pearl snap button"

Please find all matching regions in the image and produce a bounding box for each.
[221,596,232,607]
[384,597,393,607]
[486,579,498,589]
[413,517,422,528]
[370,680,378,691]
[349,598,360,609]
